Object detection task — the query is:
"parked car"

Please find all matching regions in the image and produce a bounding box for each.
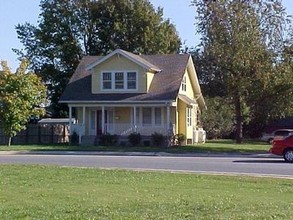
[270,134,293,163]
[261,129,293,144]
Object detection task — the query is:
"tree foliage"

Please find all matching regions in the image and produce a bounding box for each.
[201,97,234,139]
[192,0,293,142]
[15,0,181,116]
[0,61,47,146]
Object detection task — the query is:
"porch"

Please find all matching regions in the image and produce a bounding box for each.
[68,104,176,145]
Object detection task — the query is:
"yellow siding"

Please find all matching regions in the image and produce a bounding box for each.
[114,107,131,124]
[178,99,186,135]
[146,72,154,92]
[92,54,147,93]
[185,69,194,99]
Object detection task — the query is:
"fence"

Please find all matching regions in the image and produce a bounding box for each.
[0,124,70,145]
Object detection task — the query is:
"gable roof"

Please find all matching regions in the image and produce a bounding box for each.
[60,51,205,109]
[86,49,161,72]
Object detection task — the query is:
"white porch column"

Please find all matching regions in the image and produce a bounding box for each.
[79,106,86,144]
[133,106,137,132]
[102,106,105,134]
[82,106,86,130]
[166,105,170,134]
[69,105,72,135]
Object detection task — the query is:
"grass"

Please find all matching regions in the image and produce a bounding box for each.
[0,139,270,154]
[0,165,292,219]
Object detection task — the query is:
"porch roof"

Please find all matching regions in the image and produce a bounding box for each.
[178,94,197,106]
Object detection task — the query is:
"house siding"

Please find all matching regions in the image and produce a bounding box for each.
[178,99,186,136]
[92,54,147,94]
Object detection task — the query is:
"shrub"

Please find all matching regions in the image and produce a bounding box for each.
[169,133,186,147]
[151,132,165,147]
[176,133,186,146]
[128,132,141,146]
[70,132,79,145]
[99,133,118,146]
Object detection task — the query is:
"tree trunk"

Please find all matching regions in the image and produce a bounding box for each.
[234,95,243,144]
[8,136,12,147]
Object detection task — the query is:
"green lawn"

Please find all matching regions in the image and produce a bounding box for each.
[0,165,292,219]
[0,139,270,154]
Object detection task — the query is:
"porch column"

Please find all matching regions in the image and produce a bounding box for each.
[166,105,170,134]
[82,106,86,131]
[101,106,105,134]
[80,106,85,144]
[133,106,137,132]
[69,105,72,134]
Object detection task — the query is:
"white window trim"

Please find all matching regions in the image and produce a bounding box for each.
[181,75,187,92]
[101,70,138,91]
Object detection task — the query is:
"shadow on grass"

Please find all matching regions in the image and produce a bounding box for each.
[1,139,269,154]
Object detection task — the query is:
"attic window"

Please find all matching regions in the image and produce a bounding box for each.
[181,75,187,92]
[101,71,137,91]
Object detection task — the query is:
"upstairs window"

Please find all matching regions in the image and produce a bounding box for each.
[101,71,137,91]
[115,72,124,89]
[102,72,112,89]
[181,75,186,92]
[127,72,137,89]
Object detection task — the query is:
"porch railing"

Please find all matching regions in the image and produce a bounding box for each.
[105,123,169,136]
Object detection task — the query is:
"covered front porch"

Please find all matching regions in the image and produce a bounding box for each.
[68,103,176,145]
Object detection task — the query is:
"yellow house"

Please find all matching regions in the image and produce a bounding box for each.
[60,49,206,145]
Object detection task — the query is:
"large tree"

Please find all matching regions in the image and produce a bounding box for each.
[0,61,47,146]
[192,0,293,143]
[15,0,181,116]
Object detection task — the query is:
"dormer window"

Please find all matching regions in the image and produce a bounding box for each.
[102,72,112,89]
[101,71,137,91]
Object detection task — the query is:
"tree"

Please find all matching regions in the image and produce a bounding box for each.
[201,97,234,139]
[15,0,181,116]
[0,61,47,146]
[192,0,292,143]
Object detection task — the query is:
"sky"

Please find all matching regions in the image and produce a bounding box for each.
[1,0,293,71]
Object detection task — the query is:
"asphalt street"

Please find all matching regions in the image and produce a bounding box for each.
[0,152,292,178]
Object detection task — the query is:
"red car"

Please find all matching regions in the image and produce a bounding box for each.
[270,135,293,162]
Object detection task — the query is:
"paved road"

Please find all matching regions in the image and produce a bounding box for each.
[0,153,292,178]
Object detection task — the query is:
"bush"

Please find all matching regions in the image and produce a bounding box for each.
[99,133,118,146]
[176,133,186,146]
[128,132,141,146]
[169,133,186,147]
[151,132,165,147]
[70,132,79,145]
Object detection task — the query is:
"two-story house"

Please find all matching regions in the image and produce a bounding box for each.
[60,49,206,145]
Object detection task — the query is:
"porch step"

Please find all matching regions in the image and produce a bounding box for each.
[81,135,96,146]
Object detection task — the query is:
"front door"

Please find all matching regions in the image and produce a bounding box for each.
[90,109,114,136]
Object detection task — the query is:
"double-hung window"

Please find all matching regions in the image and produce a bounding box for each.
[127,72,136,89]
[142,107,152,126]
[101,71,137,91]
[154,107,162,126]
[181,75,186,92]
[115,72,124,89]
[187,108,192,127]
[102,72,112,90]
